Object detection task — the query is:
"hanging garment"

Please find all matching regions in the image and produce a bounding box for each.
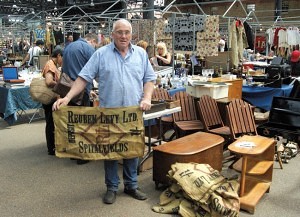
[243,21,254,50]
[278,29,288,48]
[266,28,275,46]
[53,29,64,45]
[34,27,46,42]
[229,19,248,68]
[287,27,300,46]
[273,27,286,48]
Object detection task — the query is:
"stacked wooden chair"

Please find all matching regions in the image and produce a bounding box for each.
[172,91,204,138]
[151,88,174,141]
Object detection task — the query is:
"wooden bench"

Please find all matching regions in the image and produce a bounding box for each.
[152,132,224,188]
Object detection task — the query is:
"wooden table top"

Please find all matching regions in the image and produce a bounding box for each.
[228,135,275,155]
[153,132,224,155]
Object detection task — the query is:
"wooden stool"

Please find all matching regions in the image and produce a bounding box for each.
[152,132,224,188]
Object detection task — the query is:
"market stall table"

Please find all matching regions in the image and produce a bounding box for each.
[0,85,42,125]
[139,106,181,173]
[242,84,293,111]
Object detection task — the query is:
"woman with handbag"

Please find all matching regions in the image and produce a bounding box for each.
[42,47,63,155]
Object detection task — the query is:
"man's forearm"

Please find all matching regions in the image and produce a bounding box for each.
[143,81,155,100]
[65,77,87,101]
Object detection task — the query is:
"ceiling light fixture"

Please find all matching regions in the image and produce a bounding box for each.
[54,0,57,10]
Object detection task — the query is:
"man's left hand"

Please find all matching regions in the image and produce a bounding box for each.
[140,98,152,111]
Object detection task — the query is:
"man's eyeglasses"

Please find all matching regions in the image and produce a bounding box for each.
[114,30,131,36]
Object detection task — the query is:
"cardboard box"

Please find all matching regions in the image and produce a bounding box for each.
[186,83,229,99]
[165,100,180,109]
[145,101,166,114]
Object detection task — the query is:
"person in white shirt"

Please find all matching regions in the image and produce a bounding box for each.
[21,40,44,66]
[218,37,226,52]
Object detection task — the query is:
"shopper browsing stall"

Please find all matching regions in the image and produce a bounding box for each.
[42,46,63,156]
[21,40,44,67]
[151,41,172,66]
[288,48,300,76]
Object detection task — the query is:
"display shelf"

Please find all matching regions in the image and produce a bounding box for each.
[228,135,275,214]
[232,158,273,175]
[240,176,271,214]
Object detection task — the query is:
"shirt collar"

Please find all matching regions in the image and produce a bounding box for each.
[112,42,134,53]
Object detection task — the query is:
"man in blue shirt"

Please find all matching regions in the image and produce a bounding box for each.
[53,19,156,204]
[62,33,98,107]
[62,33,98,165]
[64,34,73,47]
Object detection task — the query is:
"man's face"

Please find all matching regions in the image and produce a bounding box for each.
[88,40,98,49]
[111,22,132,50]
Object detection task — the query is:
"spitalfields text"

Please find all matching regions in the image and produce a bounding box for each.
[67,111,138,124]
[78,141,129,154]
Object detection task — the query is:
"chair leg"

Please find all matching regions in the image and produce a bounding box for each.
[276,151,283,169]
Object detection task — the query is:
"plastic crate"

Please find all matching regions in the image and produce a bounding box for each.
[186,83,229,99]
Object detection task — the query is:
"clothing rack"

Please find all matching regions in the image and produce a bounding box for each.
[222,0,248,19]
[273,16,285,27]
[161,0,206,16]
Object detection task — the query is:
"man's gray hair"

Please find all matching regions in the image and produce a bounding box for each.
[84,33,99,44]
[112,19,132,33]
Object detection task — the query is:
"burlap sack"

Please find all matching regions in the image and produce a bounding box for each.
[152,163,240,217]
[171,163,225,204]
[29,77,58,105]
[53,105,145,160]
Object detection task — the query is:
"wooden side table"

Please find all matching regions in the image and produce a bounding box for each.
[153,132,224,188]
[228,135,275,214]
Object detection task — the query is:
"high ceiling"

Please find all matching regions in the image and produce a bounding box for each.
[1,0,299,29]
[0,0,126,16]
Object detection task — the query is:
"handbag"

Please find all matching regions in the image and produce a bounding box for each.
[29,77,58,105]
[52,73,84,105]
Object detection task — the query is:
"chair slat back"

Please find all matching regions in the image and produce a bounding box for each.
[226,99,257,140]
[198,95,224,131]
[173,91,198,121]
[152,88,171,100]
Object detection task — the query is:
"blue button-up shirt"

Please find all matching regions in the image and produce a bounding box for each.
[62,38,95,93]
[79,43,156,108]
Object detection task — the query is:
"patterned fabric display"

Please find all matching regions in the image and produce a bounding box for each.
[164,16,206,33]
[197,15,220,56]
[154,19,173,54]
[34,28,46,42]
[174,32,197,51]
[163,16,206,52]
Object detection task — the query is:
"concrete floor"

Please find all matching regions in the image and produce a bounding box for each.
[0,114,300,217]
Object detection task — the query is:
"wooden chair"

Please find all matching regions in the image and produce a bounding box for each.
[226,98,257,140]
[226,99,283,169]
[151,88,174,141]
[172,91,204,138]
[152,87,171,101]
[198,95,231,142]
[198,95,233,163]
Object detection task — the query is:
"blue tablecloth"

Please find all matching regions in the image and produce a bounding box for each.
[242,84,293,111]
[168,87,186,97]
[0,86,42,125]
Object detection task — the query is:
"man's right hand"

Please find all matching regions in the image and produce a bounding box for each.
[52,97,70,111]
